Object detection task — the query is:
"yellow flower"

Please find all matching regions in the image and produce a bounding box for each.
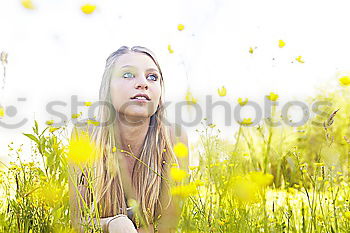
[339,76,350,86]
[248,171,274,187]
[16,198,22,204]
[314,162,324,167]
[0,106,4,117]
[168,44,174,54]
[49,127,59,133]
[185,89,197,104]
[249,47,254,54]
[40,181,63,207]
[344,211,350,220]
[177,24,185,31]
[217,86,227,97]
[46,120,54,125]
[218,220,225,226]
[295,56,304,63]
[229,176,260,203]
[278,40,286,48]
[21,0,35,9]
[240,118,253,126]
[84,102,92,106]
[193,179,204,187]
[317,177,323,181]
[238,98,248,106]
[68,134,100,165]
[189,166,199,171]
[174,142,189,158]
[170,167,188,182]
[71,113,81,119]
[171,183,196,197]
[266,92,279,101]
[81,4,96,14]
[87,119,100,126]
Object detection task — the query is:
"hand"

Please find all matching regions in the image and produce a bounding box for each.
[108,216,138,233]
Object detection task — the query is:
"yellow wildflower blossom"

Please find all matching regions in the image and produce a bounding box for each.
[339,76,350,86]
[185,89,197,104]
[177,24,185,31]
[240,118,253,126]
[0,106,4,117]
[46,120,54,125]
[218,220,225,226]
[266,92,279,101]
[174,142,188,158]
[278,40,286,48]
[314,162,324,167]
[249,47,254,54]
[112,146,117,152]
[84,102,92,106]
[248,171,274,187]
[21,0,35,9]
[49,127,59,133]
[87,119,100,126]
[168,44,174,54]
[193,179,204,187]
[81,4,96,14]
[238,97,248,106]
[295,56,304,63]
[171,183,196,197]
[68,133,100,165]
[344,211,350,220]
[170,167,188,182]
[71,113,81,119]
[189,166,199,171]
[217,86,227,97]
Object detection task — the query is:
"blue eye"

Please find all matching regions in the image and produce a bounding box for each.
[147,74,159,81]
[123,72,134,79]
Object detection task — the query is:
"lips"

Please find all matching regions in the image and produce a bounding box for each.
[130,93,151,101]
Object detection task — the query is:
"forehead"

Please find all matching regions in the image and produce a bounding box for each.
[113,52,159,71]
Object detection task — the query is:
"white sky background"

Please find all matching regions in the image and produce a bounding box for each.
[1,0,350,163]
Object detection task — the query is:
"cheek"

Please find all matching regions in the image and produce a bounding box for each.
[110,80,128,110]
[151,86,162,104]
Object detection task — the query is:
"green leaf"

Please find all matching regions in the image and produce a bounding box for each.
[23,133,39,145]
[34,120,39,135]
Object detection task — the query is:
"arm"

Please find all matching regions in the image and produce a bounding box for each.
[69,126,112,233]
[153,124,189,233]
[136,124,189,233]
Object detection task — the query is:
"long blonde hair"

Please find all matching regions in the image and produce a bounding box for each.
[85,46,177,226]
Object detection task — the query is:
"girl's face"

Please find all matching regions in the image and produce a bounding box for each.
[110,52,162,121]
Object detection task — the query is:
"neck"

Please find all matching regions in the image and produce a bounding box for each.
[115,113,150,156]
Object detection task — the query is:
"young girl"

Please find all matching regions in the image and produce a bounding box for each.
[69,46,189,233]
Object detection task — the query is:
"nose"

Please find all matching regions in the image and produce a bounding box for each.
[135,76,149,90]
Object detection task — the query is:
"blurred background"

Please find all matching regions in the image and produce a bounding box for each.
[1,0,350,163]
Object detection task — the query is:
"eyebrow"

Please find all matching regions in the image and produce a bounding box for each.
[121,65,159,73]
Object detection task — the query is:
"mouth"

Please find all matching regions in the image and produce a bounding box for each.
[130,93,151,102]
